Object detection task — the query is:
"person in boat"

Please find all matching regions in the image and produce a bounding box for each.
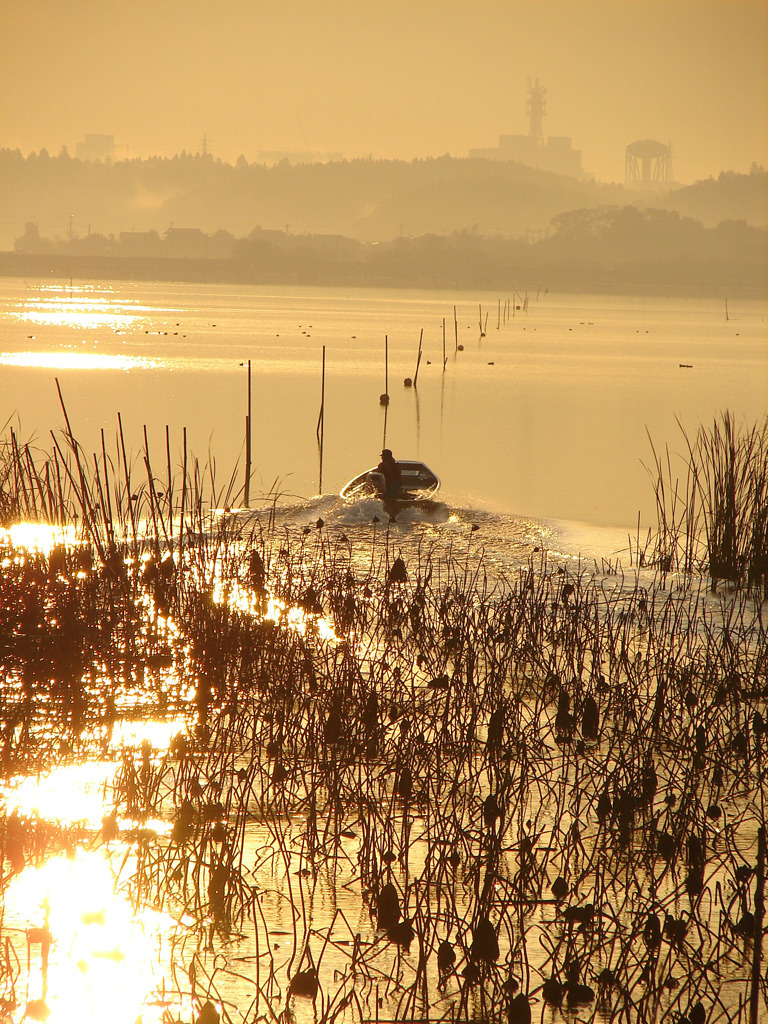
[376,449,402,503]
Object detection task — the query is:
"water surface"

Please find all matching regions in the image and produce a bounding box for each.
[1,280,765,533]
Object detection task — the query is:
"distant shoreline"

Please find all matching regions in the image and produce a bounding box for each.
[1,251,765,299]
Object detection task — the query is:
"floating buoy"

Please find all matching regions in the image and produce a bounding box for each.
[379,393,389,405]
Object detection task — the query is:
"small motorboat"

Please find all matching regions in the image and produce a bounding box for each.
[341,460,441,515]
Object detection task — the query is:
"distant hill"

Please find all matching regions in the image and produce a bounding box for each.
[1,149,765,251]
[660,169,768,229]
[1,150,765,296]
[0,149,717,244]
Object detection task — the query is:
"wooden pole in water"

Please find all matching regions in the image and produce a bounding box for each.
[442,317,446,369]
[454,305,458,352]
[379,336,389,405]
[316,345,325,492]
[180,426,187,564]
[725,296,729,322]
[749,825,765,1024]
[244,358,252,508]
[413,328,424,386]
[165,425,173,546]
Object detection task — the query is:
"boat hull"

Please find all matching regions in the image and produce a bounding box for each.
[340,460,440,509]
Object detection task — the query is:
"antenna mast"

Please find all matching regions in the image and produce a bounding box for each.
[526,78,547,147]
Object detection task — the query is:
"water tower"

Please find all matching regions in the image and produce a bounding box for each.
[625,139,672,186]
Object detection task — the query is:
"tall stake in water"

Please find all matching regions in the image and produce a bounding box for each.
[750,825,765,1024]
[413,328,424,386]
[380,335,389,405]
[316,346,326,492]
[244,358,252,508]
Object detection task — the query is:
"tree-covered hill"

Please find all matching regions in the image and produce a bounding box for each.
[2,148,764,252]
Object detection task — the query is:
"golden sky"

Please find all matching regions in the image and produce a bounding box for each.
[1,0,766,183]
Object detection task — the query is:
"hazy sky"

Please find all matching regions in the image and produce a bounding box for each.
[1,0,766,184]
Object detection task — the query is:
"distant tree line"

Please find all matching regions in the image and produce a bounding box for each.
[1,147,765,252]
[4,206,766,296]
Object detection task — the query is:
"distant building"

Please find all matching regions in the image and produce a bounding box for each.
[469,79,583,178]
[75,134,129,162]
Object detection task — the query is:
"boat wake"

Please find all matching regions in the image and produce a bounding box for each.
[214,495,636,582]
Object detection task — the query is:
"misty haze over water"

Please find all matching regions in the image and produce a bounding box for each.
[2,2,766,181]
[1,1,767,277]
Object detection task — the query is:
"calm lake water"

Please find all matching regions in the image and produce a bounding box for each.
[0,278,766,1024]
[1,279,765,544]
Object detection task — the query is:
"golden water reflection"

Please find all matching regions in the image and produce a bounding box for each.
[0,524,78,557]
[2,763,114,830]
[0,352,160,371]
[215,578,339,642]
[1,719,194,1023]
[14,287,147,332]
[110,718,189,754]
[8,850,186,1024]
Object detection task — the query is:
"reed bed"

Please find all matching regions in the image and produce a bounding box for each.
[645,412,768,598]
[0,420,766,1024]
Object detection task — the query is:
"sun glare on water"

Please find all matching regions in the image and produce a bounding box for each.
[215,577,339,642]
[2,763,115,830]
[0,351,159,371]
[14,288,145,332]
[8,850,186,1024]
[0,718,193,1023]
[0,523,78,557]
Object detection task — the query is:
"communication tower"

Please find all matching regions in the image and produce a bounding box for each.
[625,139,672,187]
[526,78,547,147]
